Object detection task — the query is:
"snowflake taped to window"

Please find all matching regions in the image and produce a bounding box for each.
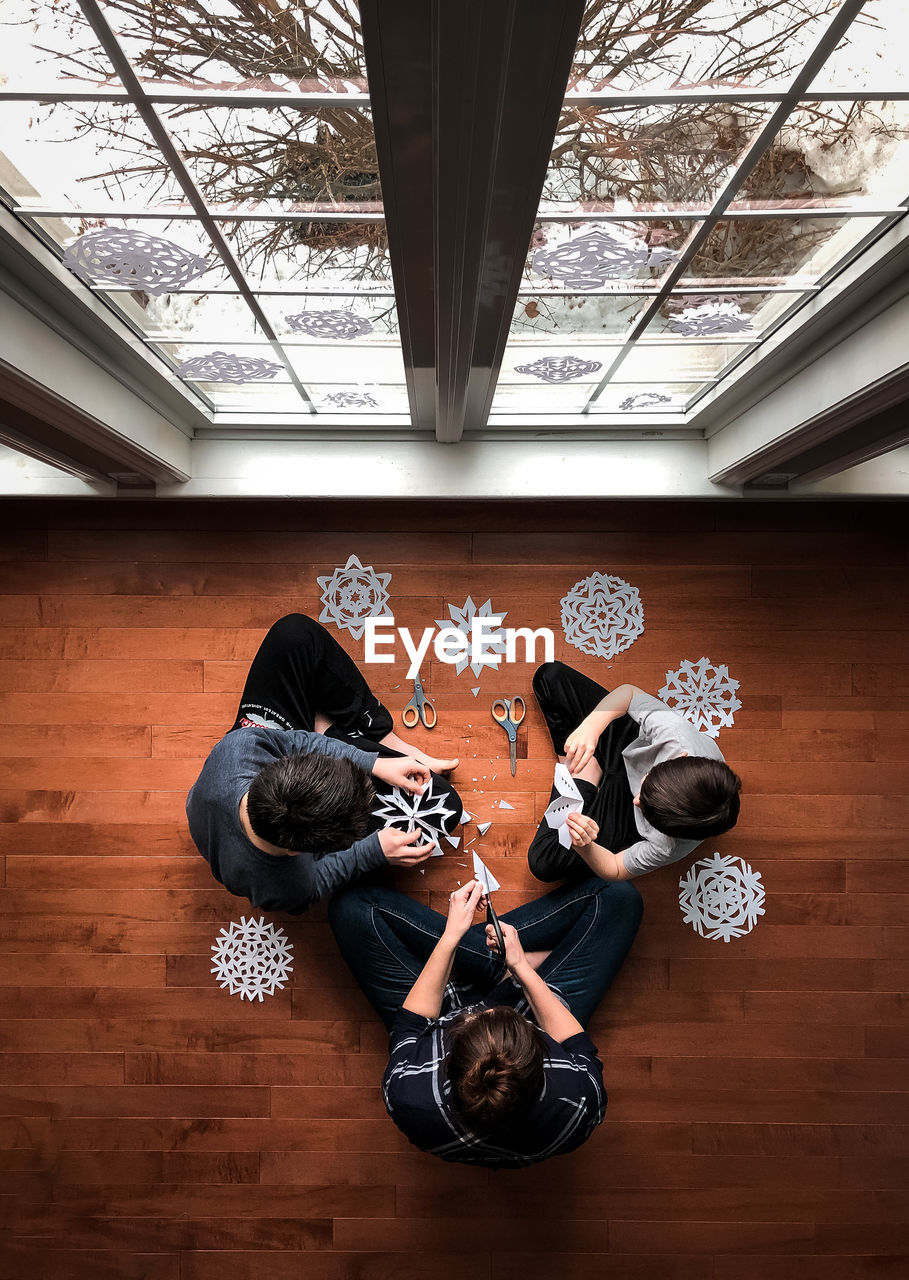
[514,355,602,383]
[284,310,374,340]
[317,554,392,639]
[211,916,294,1001]
[62,228,210,295]
[560,571,644,660]
[177,351,283,382]
[679,853,765,943]
[669,297,753,337]
[322,390,380,409]
[660,657,741,738]
[372,780,459,852]
[532,226,677,289]
[619,392,671,411]
[435,596,508,678]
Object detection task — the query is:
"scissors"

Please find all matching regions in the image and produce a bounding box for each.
[401,670,437,730]
[484,892,507,975]
[491,695,525,776]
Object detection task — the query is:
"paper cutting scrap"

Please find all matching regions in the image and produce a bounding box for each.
[543,763,584,848]
[498,799,514,810]
[472,852,501,894]
[476,821,491,835]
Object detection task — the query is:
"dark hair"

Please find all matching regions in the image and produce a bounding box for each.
[638,756,742,839]
[445,1007,546,1130]
[245,752,375,853]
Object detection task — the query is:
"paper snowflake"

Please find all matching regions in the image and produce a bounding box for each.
[669,297,753,337]
[514,355,602,383]
[211,917,294,1001]
[679,853,765,943]
[177,351,283,382]
[317,554,392,640]
[532,226,676,289]
[284,310,374,340]
[619,392,671,411]
[372,781,460,846]
[321,390,380,409]
[560,571,644,660]
[435,596,508,678]
[660,657,741,738]
[62,228,210,294]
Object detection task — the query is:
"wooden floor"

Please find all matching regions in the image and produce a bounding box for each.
[0,498,907,1280]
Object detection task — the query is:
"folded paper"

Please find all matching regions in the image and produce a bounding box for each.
[543,763,584,848]
[473,852,501,894]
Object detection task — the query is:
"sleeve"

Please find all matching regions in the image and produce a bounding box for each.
[628,692,722,761]
[621,834,699,878]
[281,830,387,913]
[275,728,379,775]
[382,1009,432,1107]
[550,1032,607,1121]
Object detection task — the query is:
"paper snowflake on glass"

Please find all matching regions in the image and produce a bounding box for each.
[284,310,374,340]
[532,226,676,289]
[321,391,380,409]
[619,392,671,410]
[435,596,508,678]
[560,572,644,660]
[660,657,741,738]
[669,297,753,337]
[62,228,210,295]
[318,554,392,640]
[177,351,283,382]
[679,853,765,943]
[372,781,460,846]
[514,355,602,383]
[211,916,294,1001]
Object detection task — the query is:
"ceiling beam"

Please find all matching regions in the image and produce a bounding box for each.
[360,0,584,443]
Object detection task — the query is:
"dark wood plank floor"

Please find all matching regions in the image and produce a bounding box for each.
[0,498,907,1280]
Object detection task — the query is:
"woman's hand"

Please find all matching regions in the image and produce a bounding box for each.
[563,717,600,774]
[566,811,598,850]
[372,755,431,795]
[487,920,527,973]
[444,880,485,941]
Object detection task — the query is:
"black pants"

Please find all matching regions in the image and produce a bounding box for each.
[231,614,461,836]
[528,661,640,882]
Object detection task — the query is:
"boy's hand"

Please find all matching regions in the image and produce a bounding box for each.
[488,920,526,972]
[566,811,598,850]
[444,880,485,941]
[563,717,599,774]
[379,826,436,864]
[373,756,431,795]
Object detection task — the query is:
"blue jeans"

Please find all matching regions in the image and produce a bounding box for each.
[329,876,643,1030]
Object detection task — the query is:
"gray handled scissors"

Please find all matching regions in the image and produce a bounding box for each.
[491,695,525,776]
[401,670,437,730]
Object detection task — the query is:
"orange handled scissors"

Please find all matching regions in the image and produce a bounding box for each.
[491,695,525,776]
[401,670,437,730]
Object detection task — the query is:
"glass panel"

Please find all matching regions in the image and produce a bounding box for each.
[681,214,886,285]
[161,104,380,213]
[0,101,184,211]
[216,219,390,289]
[0,0,121,91]
[120,293,269,343]
[311,385,410,412]
[647,291,811,338]
[510,293,648,337]
[616,341,755,380]
[586,384,698,411]
[258,294,399,339]
[286,344,406,384]
[543,103,771,213]
[570,0,840,92]
[810,0,908,92]
[524,220,697,290]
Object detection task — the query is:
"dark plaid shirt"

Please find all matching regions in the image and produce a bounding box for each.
[382,978,607,1168]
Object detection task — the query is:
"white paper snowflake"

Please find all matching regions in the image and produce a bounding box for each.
[62,228,210,294]
[211,917,294,1001]
[177,351,283,383]
[372,781,460,847]
[560,571,644,660]
[669,297,753,337]
[679,853,765,943]
[532,226,677,288]
[659,657,742,738]
[317,554,392,639]
[435,596,508,678]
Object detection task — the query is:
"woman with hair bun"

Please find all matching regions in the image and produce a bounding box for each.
[329,875,642,1167]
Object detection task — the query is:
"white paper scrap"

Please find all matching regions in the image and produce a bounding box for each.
[543,763,584,848]
[471,687,481,697]
[446,835,460,849]
[498,800,514,810]
[461,809,474,823]
[476,821,491,835]
[473,852,501,894]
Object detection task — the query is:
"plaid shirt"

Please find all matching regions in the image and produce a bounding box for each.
[382,977,607,1168]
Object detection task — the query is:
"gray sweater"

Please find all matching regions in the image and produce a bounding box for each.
[186,726,385,913]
